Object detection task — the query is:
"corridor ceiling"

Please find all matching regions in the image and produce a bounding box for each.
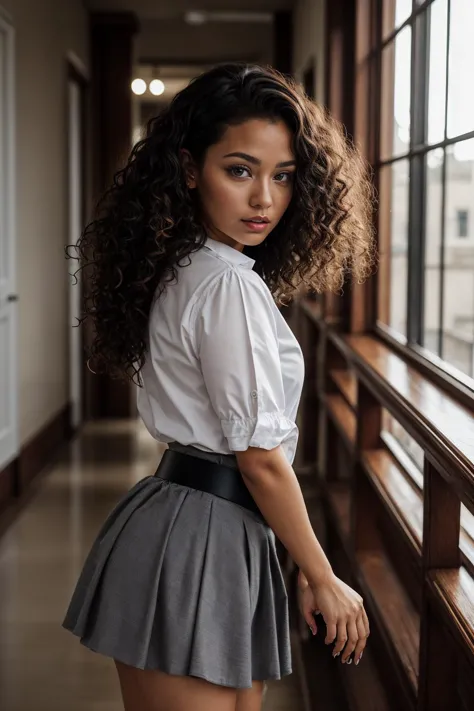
[86,0,295,20]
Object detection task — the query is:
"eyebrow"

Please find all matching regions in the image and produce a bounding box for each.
[223,152,296,168]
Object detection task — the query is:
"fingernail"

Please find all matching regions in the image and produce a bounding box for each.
[355,652,363,666]
[332,651,340,658]
[347,658,352,665]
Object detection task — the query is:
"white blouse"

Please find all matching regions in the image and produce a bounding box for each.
[137,236,305,465]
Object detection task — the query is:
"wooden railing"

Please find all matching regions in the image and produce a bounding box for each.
[285,298,474,711]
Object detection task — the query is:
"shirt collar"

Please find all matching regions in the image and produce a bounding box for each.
[203,236,255,270]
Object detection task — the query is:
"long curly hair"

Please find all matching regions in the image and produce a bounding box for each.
[68,62,375,385]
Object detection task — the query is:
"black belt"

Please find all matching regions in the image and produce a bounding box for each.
[154,449,262,518]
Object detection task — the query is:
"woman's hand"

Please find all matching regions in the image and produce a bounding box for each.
[297,569,370,665]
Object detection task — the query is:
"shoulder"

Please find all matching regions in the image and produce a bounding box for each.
[189,264,276,335]
[200,265,273,311]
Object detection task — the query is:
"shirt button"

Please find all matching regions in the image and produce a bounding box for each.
[250,390,258,399]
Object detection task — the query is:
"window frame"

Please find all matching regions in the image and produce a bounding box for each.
[369,0,474,401]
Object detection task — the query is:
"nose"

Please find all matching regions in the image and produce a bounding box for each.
[250,178,272,211]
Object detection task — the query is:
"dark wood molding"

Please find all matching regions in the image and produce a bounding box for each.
[0,403,73,538]
[91,11,140,33]
[88,11,140,418]
[18,404,73,490]
[0,460,16,510]
[274,10,293,76]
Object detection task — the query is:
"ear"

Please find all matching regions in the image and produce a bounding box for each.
[180,149,198,189]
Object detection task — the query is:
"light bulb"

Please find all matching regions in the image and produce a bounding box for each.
[131,78,146,95]
[149,79,165,96]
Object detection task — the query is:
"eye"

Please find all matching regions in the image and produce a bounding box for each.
[274,172,294,183]
[227,165,251,179]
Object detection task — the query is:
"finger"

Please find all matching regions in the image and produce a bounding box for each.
[324,617,338,646]
[362,606,370,638]
[332,620,348,657]
[341,619,358,664]
[353,614,368,663]
[304,607,317,635]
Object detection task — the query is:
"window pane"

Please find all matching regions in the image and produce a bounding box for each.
[383,0,413,38]
[441,140,474,377]
[381,27,412,160]
[447,0,474,138]
[378,160,410,335]
[427,0,448,144]
[423,148,444,354]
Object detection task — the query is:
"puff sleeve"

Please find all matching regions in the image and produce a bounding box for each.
[194,268,298,453]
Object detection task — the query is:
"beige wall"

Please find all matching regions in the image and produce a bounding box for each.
[0,0,89,445]
[293,0,326,104]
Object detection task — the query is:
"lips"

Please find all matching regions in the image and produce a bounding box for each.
[242,217,270,224]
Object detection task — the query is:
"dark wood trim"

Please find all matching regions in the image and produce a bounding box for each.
[88,11,140,418]
[66,58,89,426]
[18,404,73,490]
[274,10,293,76]
[0,460,16,510]
[91,11,140,32]
[0,403,73,538]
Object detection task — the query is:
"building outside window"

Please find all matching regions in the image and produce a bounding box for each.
[456,209,469,238]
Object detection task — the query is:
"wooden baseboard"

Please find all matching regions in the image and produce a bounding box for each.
[0,403,73,537]
[17,403,73,490]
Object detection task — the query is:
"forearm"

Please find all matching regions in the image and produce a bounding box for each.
[237,446,333,587]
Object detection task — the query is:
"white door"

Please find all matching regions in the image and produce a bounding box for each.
[0,15,18,469]
[68,78,83,430]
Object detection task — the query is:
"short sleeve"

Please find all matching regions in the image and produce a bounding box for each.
[194,268,298,452]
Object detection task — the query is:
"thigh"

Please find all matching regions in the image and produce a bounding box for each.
[114,660,237,711]
[235,681,265,711]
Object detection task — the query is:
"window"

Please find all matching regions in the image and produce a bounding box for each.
[456,210,469,238]
[375,0,474,383]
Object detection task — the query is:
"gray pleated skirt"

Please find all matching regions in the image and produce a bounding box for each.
[62,442,292,689]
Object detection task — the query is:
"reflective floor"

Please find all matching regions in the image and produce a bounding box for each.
[0,420,304,710]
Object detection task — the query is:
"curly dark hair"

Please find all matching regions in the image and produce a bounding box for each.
[68,62,375,385]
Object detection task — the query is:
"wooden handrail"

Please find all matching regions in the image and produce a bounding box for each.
[427,568,474,661]
[334,332,474,515]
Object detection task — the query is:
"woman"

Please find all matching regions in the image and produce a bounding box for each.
[63,63,374,711]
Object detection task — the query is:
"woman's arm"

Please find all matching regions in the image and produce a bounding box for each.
[237,445,332,584]
[236,444,370,665]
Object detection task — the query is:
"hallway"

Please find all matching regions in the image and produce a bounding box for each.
[0,420,305,711]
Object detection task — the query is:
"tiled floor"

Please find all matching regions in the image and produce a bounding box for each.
[0,420,304,710]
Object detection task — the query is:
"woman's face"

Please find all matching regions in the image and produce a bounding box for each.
[185,118,296,252]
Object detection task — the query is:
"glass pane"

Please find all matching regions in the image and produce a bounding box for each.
[383,0,413,38]
[441,140,474,377]
[447,0,474,138]
[392,159,410,335]
[381,27,412,160]
[423,148,444,354]
[427,0,448,144]
[378,161,410,335]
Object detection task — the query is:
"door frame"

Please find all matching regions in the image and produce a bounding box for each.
[0,9,18,470]
[66,58,89,431]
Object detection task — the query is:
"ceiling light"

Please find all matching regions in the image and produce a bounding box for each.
[149,79,165,96]
[185,11,208,25]
[131,78,146,95]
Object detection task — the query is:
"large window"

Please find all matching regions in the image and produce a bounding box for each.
[376,0,474,382]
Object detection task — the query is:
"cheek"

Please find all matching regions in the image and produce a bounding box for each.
[275,186,293,215]
[199,174,242,214]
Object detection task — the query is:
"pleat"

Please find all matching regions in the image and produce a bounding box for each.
[62,475,292,689]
